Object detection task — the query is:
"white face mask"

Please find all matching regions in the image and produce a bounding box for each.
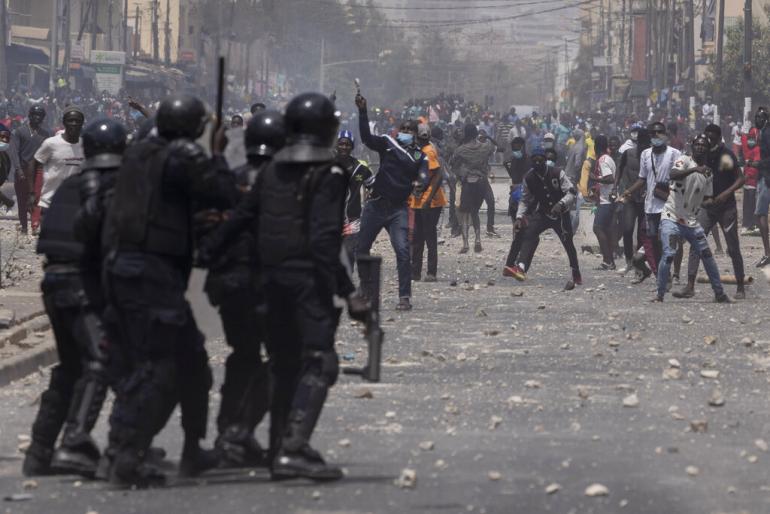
[0,142,8,152]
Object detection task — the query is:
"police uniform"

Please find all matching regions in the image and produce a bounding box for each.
[103,95,234,486]
[199,93,346,481]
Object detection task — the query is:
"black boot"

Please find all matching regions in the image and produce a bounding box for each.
[22,442,55,477]
[23,388,69,476]
[52,375,108,477]
[179,438,220,478]
[110,448,167,488]
[215,424,269,468]
[272,444,343,482]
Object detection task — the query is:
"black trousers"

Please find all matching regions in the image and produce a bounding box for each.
[506,213,580,273]
[622,201,646,262]
[106,253,211,464]
[27,269,110,458]
[262,267,340,456]
[214,284,270,434]
[412,207,442,277]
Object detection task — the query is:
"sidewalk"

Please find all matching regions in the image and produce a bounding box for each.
[0,219,53,386]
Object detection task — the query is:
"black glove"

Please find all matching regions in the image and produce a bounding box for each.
[347,293,370,322]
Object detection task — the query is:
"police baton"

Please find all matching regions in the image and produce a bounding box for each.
[213,56,226,148]
[343,255,384,383]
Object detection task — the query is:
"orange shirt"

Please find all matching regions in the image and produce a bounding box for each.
[409,144,448,209]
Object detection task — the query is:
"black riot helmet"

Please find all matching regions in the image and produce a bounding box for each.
[276,92,340,163]
[156,94,209,140]
[82,118,128,170]
[245,109,286,160]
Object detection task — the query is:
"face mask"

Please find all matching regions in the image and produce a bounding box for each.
[0,142,8,152]
[543,141,554,149]
[512,150,523,159]
[651,137,666,148]
[546,160,555,168]
[396,132,413,146]
[748,138,757,147]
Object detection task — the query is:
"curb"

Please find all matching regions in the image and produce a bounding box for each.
[0,313,55,388]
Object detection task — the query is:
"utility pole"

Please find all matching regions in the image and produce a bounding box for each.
[619,0,626,71]
[123,0,128,59]
[743,0,752,126]
[164,0,171,64]
[50,0,60,93]
[63,0,71,83]
[715,0,725,112]
[606,0,612,99]
[686,0,695,128]
[91,0,99,51]
[108,0,114,50]
[0,0,8,92]
[319,37,325,94]
[152,0,159,62]
[134,5,140,61]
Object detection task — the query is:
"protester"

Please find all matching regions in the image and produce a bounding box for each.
[451,124,495,254]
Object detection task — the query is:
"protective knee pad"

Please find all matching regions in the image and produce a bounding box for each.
[303,350,339,387]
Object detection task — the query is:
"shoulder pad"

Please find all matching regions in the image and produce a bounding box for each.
[168,139,206,160]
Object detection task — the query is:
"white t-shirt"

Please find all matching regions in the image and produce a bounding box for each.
[596,154,616,204]
[639,146,682,214]
[662,154,712,227]
[33,134,84,209]
[731,124,742,145]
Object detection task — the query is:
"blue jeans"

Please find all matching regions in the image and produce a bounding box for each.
[657,219,724,299]
[356,198,411,299]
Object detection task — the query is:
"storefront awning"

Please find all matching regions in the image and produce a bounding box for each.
[6,44,49,66]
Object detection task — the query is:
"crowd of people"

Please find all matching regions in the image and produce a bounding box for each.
[3,77,768,491]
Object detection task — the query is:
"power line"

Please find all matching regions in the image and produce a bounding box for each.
[367,0,598,28]
[323,0,566,9]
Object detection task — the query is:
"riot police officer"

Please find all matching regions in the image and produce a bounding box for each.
[103,94,233,486]
[200,92,348,481]
[23,118,128,478]
[204,110,286,467]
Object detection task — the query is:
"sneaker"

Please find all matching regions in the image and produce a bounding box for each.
[474,241,483,253]
[596,262,616,271]
[734,287,746,300]
[396,298,412,311]
[412,273,421,282]
[631,268,652,284]
[459,246,469,254]
[502,265,526,281]
[740,227,751,235]
[756,255,770,268]
[486,228,501,239]
[715,293,732,303]
[424,274,437,282]
[650,296,664,303]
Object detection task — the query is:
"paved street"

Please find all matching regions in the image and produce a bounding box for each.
[0,213,768,514]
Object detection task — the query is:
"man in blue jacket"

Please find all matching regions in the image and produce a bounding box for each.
[355,94,429,311]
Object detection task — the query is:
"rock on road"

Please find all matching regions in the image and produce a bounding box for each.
[0,218,768,514]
